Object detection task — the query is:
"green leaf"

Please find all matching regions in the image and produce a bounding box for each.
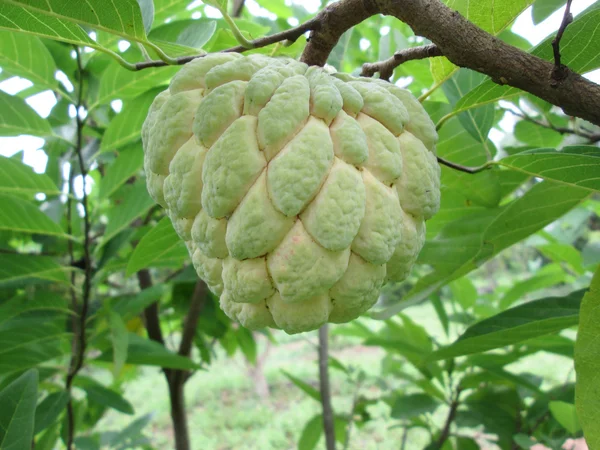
[298,414,322,450]
[575,267,600,449]
[0,194,67,237]
[0,3,96,49]
[431,289,584,360]
[497,147,600,193]
[100,89,163,152]
[0,156,60,196]
[98,333,200,370]
[35,423,60,450]
[0,254,69,288]
[34,391,69,435]
[0,90,52,137]
[442,69,495,143]
[0,30,58,91]
[235,327,257,364]
[0,292,69,325]
[101,182,155,246]
[74,377,134,415]
[449,277,478,310]
[149,19,217,50]
[513,121,563,147]
[513,433,536,449]
[109,312,129,378]
[0,369,38,450]
[549,401,581,434]
[281,370,321,402]
[377,180,589,318]
[137,0,154,33]
[98,144,144,199]
[106,414,153,447]
[204,0,228,11]
[5,0,148,41]
[390,393,441,419]
[532,0,565,24]
[499,263,569,309]
[126,216,188,276]
[92,55,178,109]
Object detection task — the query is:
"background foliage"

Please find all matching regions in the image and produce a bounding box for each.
[0,0,599,449]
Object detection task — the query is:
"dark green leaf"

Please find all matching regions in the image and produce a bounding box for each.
[0,156,60,196]
[0,90,52,137]
[34,391,69,435]
[0,254,69,288]
[532,0,565,24]
[0,193,67,238]
[0,369,38,450]
[281,370,320,402]
[75,377,134,415]
[390,393,440,419]
[431,289,584,360]
[575,268,600,449]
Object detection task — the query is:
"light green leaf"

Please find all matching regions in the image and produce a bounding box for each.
[281,370,321,402]
[4,0,148,41]
[0,30,57,91]
[575,267,600,449]
[0,254,69,288]
[149,19,217,50]
[137,0,154,33]
[101,182,155,246]
[34,391,69,435]
[0,156,60,196]
[298,414,322,450]
[0,3,95,49]
[0,193,67,237]
[0,369,38,450]
[101,89,162,152]
[549,401,581,434]
[497,147,600,193]
[449,277,478,310]
[98,144,144,199]
[0,90,52,137]
[203,0,228,11]
[109,312,129,379]
[499,263,570,309]
[430,289,584,360]
[74,377,134,415]
[126,216,188,276]
[98,333,201,370]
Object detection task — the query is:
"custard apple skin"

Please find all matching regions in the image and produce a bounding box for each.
[142,54,440,334]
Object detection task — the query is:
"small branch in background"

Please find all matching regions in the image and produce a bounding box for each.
[503,108,600,142]
[134,18,319,70]
[176,281,206,371]
[551,0,574,85]
[65,45,93,450]
[437,156,491,174]
[232,0,245,18]
[342,378,364,450]
[361,44,442,80]
[435,386,463,449]
[318,325,336,450]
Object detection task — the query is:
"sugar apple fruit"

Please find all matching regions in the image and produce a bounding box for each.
[142,53,440,334]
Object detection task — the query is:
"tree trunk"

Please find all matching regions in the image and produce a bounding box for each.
[169,380,190,450]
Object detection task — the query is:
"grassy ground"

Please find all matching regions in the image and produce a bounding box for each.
[98,301,575,450]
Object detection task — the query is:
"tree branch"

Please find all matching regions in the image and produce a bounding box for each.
[299,0,600,127]
[65,46,93,450]
[435,387,462,449]
[318,325,336,450]
[361,44,442,80]
[437,156,490,174]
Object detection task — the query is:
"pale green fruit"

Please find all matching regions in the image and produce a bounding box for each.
[142,54,440,334]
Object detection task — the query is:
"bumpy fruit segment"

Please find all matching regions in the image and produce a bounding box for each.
[142,54,440,334]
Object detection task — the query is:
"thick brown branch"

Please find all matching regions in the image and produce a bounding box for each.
[299,0,600,127]
[361,44,442,80]
[134,18,319,70]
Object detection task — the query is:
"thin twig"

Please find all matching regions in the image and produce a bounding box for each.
[133,18,319,70]
[342,378,364,450]
[435,386,462,449]
[504,108,600,142]
[361,44,442,80]
[437,156,491,174]
[319,325,336,450]
[551,0,573,85]
[65,46,93,450]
